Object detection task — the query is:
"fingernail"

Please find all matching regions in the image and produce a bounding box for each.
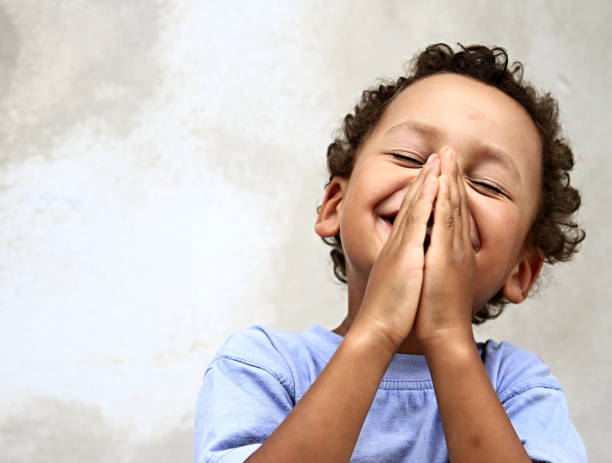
[426,153,437,164]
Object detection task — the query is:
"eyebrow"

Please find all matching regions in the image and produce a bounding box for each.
[385,120,522,185]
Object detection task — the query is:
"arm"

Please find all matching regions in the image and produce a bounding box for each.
[423,335,531,463]
[413,147,532,462]
[247,323,395,463]
[249,155,442,462]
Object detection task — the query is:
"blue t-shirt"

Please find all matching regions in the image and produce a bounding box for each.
[194,324,587,463]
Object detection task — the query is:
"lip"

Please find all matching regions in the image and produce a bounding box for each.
[377,214,433,238]
[377,214,481,253]
[378,215,394,234]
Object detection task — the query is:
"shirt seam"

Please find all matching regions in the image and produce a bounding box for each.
[207,352,295,396]
[379,378,432,382]
[378,379,434,390]
[499,381,562,404]
[206,443,262,463]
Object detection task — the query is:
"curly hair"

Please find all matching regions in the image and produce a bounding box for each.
[317,42,585,325]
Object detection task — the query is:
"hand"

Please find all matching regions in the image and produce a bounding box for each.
[351,153,441,352]
[413,147,476,347]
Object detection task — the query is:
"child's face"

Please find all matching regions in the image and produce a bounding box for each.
[317,72,543,311]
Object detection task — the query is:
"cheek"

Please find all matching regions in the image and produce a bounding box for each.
[471,194,523,247]
[471,197,525,284]
[482,208,522,248]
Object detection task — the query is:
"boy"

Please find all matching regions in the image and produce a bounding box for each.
[194,43,587,462]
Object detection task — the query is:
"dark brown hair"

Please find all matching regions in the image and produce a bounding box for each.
[318,42,585,324]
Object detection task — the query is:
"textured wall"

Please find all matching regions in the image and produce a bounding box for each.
[0,1,609,461]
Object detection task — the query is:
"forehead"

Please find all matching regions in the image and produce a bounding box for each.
[371,73,542,189]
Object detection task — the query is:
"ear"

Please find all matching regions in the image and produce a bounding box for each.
[502,247,544,303]
[314,177,347,238]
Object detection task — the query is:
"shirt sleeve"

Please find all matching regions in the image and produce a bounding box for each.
[193,354,295,463]
[501,379,588,463]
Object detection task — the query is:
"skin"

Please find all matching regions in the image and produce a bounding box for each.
[326,72,544,354]
[247,73,544,462]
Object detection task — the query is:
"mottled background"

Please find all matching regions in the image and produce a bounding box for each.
[0,1,609,462]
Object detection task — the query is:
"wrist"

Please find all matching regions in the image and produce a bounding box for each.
[419,327,476,356]
[344,319,399,359]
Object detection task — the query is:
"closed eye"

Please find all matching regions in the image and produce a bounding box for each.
[389,153,425,165]
[389,153,509,198]
[470,180,506,197]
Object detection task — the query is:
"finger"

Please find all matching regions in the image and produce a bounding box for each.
[428,152,441,177]
[397,173,439,248]
[456,163,472,246]
[440,148,456,206]
[447,148,461,219]
[394,153,438,227]
[394,157,438,240]
[439,148,461,249]
[430,173,453,251]
[448,149,463,249]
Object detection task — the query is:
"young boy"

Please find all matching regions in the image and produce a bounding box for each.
[194,43,587,462]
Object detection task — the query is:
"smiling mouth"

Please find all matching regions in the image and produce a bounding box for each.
[381,213,432,251]
[380,212,478,253]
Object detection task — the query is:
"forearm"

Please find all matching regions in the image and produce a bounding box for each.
[247,323,395,463]
[423,335,531,463]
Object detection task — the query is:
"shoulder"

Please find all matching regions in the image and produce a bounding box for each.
[479,339,562,402]
[215,324,314,363]
[207,324,322,397]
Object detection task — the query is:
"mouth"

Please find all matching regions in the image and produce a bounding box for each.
[378,211,479,253]
[423,214,433,251]
[379,213,396,236]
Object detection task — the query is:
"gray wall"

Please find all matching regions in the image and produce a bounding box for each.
[0,1,609,461]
